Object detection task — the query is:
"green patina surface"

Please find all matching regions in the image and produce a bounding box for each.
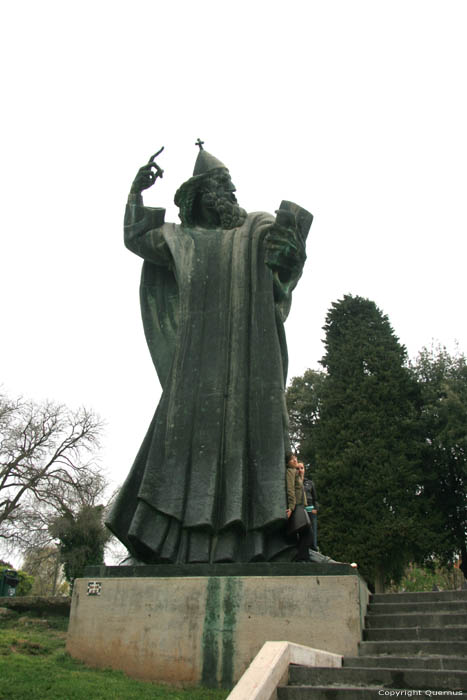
[200,576,243,688]
[221,577,242,688]
[201,577,222,687]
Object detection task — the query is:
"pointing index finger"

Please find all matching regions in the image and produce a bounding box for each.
[148,146,165,163]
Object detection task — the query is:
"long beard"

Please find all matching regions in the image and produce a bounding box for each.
[205,192,247,229]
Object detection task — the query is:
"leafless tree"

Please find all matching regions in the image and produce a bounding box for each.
[0,391,107,552]
[22,545,65,596]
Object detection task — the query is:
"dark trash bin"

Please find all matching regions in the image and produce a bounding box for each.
[0,569,19,597]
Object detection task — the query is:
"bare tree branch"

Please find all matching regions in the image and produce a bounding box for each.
[0,391,107,550]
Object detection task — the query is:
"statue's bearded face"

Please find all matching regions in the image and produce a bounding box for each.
[198,171,247,229]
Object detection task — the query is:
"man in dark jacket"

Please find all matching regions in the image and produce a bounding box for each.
[299,463,319,552]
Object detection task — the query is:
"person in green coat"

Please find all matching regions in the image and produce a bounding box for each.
[286,455,314,562]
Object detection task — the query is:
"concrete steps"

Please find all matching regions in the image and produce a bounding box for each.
[370,600,467,614]
[371,590,466,603]
[277,589,467,698]
[345,654,467,670]
[359,640,467,655]
[366,613,467,628]
[364,626,467,641]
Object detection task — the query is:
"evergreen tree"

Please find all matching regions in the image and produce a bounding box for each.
[410,345,467,578]
[313,295,422,591]
[50,504,110,591]
[286,368,326,462]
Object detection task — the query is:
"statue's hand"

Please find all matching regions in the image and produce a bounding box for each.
[264,224,306,272]
[130,163,160,194]
[130,149,165,194]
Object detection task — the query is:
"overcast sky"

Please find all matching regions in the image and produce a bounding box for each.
[1,1,466,497]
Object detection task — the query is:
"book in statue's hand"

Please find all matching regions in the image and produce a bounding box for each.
[275,200,314,245]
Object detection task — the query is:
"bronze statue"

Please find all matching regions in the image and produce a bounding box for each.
[106,141,313,563]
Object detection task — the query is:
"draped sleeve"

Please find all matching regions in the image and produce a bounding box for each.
[123,199,180,388]
[124,199,174,267]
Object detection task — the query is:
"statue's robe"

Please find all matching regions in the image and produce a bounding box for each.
[106,200,307,563]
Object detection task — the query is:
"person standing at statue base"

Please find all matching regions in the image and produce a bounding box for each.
[286,454,314,562]
[301,463,319,552]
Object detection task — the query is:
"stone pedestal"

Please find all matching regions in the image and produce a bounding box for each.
[66,563,369,688]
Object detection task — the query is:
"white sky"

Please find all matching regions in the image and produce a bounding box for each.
[1,0,466,495]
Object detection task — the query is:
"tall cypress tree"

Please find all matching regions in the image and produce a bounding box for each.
[314,295,422,590]
[287,368,326,461]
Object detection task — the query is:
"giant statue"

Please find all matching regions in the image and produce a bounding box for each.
[106,141,313,564]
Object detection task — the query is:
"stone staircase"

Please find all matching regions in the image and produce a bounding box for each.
[277,589,467,698]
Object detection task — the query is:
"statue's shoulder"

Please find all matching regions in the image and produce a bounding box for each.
[248,210,274,222]
[246,211,275,229]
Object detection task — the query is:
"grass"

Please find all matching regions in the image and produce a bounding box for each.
[0,612,230,700]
